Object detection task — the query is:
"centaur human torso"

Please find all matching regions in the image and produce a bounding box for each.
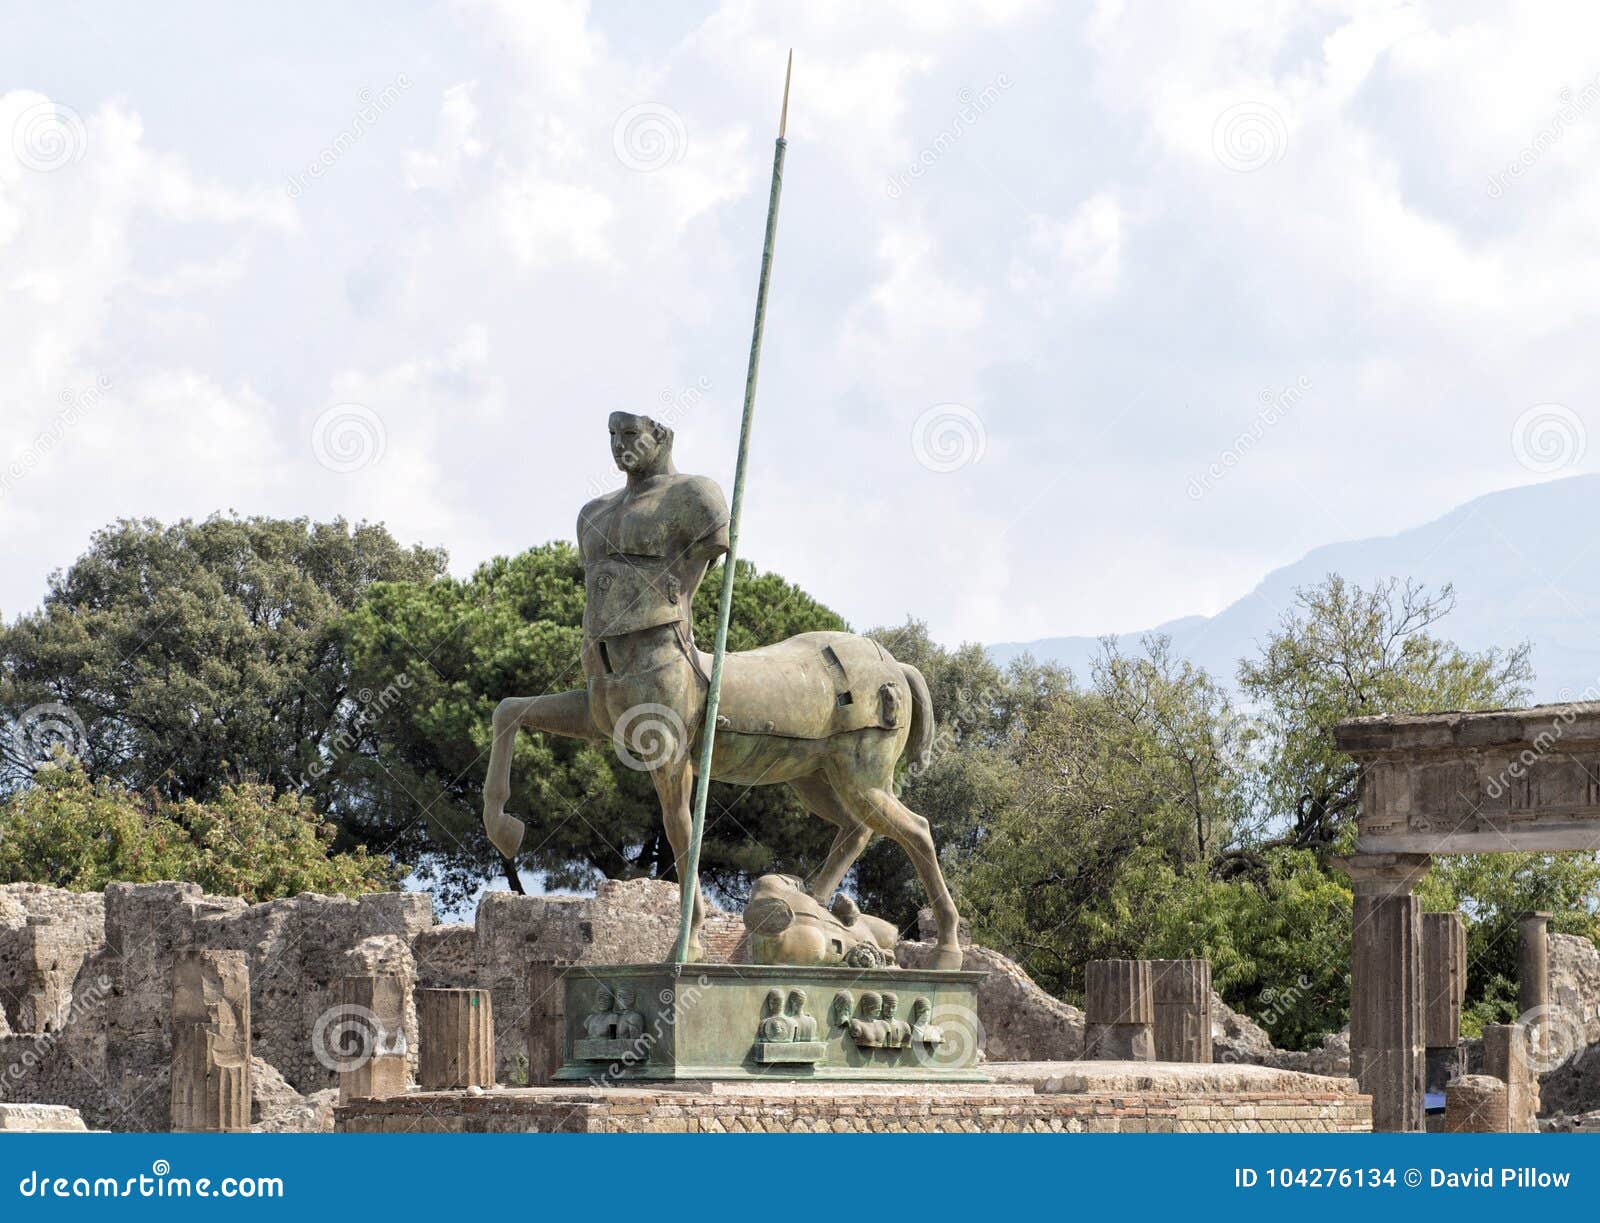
[482,412,963,968]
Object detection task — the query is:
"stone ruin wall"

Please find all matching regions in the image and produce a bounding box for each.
[0,877,1092,1130]
[6,873,1600,1130]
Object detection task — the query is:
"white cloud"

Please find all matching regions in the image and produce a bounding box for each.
[4,1,1600,660]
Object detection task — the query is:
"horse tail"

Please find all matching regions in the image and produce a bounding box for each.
[901,663,935,773]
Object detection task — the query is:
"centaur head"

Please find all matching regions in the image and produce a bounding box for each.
[609,411,675,478]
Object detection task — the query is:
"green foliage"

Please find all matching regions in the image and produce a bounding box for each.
[340,544,847,909]
[1421,852,1600,1018]
[854,619,1068,929]
[0,759,397,901]
[0,515,445,805]
[1237,575,1532,855]
[955,575,1580,1047]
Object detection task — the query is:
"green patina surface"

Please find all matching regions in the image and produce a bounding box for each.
[555,963,989,1083]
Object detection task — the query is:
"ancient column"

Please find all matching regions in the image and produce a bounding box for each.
[336,974,409,1103]
[1150,959,1212,1063]
[1518,910,1552,1017]
[1421,912,1466,1092]
[526,961,567,1085]
[1445,1075,1508,1132]
[1332,853,1430,1133]
[16,918,72,1034]
[170,949,251,1132]
[1483,1022,1538,1132]
[1084,959,1154,1061]
[419,988,494,1089]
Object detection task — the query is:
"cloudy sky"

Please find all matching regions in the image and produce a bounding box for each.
[2,1,1597,648]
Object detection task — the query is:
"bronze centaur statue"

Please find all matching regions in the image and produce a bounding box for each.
[482,412,963,969]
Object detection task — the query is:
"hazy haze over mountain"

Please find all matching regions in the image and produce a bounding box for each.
[989,476,1600,704]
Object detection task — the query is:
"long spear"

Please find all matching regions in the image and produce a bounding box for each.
[672,52,792,965]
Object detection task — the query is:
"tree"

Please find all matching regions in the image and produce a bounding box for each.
[954,635,1250,996]
[340,544,848,909]
[1421,853,1600,1032]
[852,620,1069,930]
[0,515,445,809]
[0,758,397,901]
[1236,576,1533,858]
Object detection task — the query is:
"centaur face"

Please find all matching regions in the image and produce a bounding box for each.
[609,412,674,476]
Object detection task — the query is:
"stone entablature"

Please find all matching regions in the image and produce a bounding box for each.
[1336,703,1600,853]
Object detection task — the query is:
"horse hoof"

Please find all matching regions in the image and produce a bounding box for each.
[484,811,526,859]
[928,944,963,971]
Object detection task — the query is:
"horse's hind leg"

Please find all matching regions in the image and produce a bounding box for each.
[833,783,963,970]
[789,773,873,904]
[652,756,708,962]
[482,689,595,858]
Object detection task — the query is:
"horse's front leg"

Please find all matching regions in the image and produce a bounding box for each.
[482,688,596,858]
[652,755,707,962]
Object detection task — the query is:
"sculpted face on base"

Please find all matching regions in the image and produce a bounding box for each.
[481,416,966,969]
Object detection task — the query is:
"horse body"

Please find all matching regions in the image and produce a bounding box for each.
[483,626,962,969]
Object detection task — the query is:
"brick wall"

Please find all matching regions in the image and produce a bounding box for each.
[336,1085,1372,1133]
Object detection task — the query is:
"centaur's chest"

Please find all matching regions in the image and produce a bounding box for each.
[578,488,685,560]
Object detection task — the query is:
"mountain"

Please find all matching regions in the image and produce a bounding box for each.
[988,475,1600,703]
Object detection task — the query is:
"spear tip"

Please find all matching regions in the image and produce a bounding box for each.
[779,49,792,139]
